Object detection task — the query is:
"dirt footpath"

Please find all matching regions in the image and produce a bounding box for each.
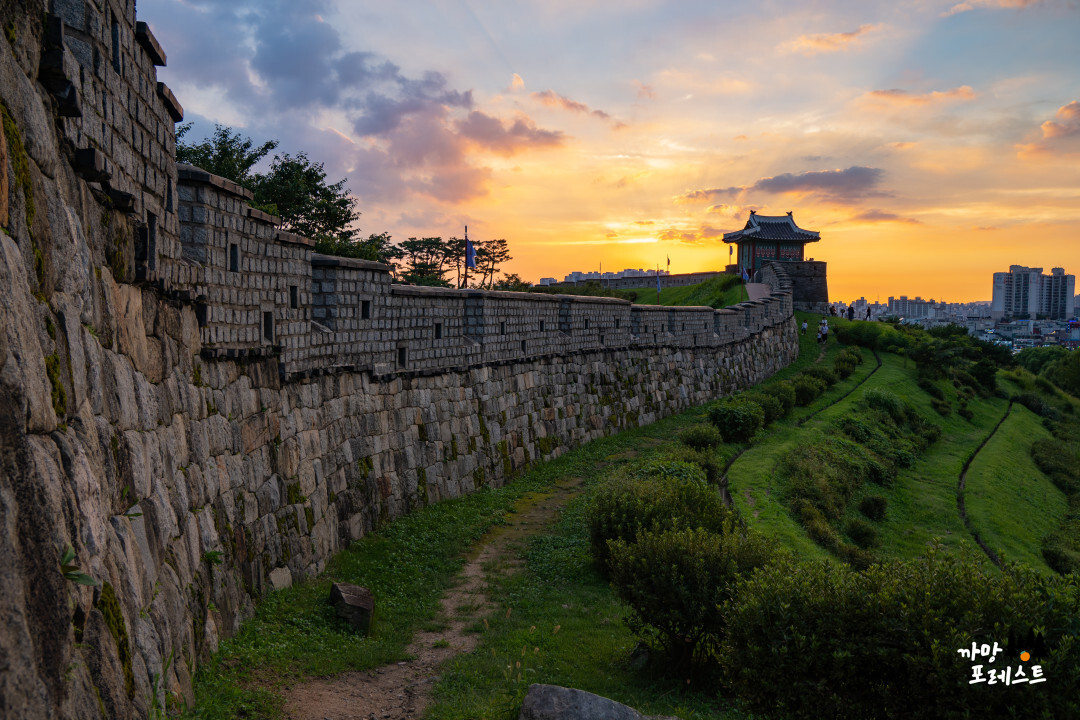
[284,477,583,720]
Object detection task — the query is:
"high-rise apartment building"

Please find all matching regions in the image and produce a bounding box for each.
[991,266,1075,320]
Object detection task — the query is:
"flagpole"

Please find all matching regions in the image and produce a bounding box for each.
[462,225,469,289]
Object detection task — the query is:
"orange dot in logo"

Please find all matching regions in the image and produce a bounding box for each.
[1020,651,1031,662]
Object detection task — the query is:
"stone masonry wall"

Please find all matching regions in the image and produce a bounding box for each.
[0,5,802,720]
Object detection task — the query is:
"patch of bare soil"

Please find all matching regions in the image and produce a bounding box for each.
[283,477,584,720]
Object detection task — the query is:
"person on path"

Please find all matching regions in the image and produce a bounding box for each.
[817,329,822,344]
[866,307,872,320]
[802,320,808,335]
[821,320,829,344]
[847,305,855,321]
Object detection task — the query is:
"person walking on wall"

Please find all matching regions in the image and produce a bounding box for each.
[866,307,872,321]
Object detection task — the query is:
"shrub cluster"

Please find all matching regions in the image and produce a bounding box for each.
[607,521,776,670]
[721,548,1080,720]
[678,424,722,451]
[778,391,939,561]
[587,459,777,672]
[708,397,765,443]
[586,462,722,564]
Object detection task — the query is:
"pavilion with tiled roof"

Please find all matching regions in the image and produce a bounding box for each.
[723,210,820,272]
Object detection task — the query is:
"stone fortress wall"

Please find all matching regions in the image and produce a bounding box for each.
[0,3,804,718]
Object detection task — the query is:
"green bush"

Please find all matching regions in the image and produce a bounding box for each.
[863,388,905,423]
[1031,437,1080,495]
[721,547,1080,720]
[607,523,777,671]
[659,446,722,485]
[708,398,765,443]
[586,468,728,564]
[803,364,838,387]
[772,381,796,415]
[1014,392,1060,420]
[931,398,952,416]
[918,375,946,400]
[792,374,827,406]
[858,494,887,521]
[1016,345,1068,375]
[844,517,879,549]
[742,389,785,425]
[678,424,722,451]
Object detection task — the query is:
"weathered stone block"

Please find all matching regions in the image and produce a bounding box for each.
[329,582,374,634]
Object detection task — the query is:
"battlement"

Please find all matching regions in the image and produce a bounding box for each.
[165,164,796,382]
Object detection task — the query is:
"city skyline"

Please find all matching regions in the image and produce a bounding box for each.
[143,0,1080,302]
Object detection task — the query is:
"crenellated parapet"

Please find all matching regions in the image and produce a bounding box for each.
[165,162,797,382]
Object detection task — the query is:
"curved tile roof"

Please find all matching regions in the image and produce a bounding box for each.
[723,211,820,243]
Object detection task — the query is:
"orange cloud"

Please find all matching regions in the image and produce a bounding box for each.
[864,86,977,105]
[1017,100,1080,158]
[782,24,881,55]
[508,73,525,92]
[943,0,1043,17]
[658,225,725,245]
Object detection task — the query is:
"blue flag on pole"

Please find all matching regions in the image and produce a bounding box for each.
[465,237,477,269]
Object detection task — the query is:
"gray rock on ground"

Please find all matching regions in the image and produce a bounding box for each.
[518,684,679,720]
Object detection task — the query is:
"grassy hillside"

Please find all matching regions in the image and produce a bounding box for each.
[626,275,748,308]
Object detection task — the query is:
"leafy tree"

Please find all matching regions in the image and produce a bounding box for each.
[175,123,277,187]
[251,152,359,244]
[474,238,511,288]
[398,237,452,287]
[176,125,366,256]
[492,273,531,291]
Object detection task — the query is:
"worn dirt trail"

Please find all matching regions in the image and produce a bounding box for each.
[283,477,584,720]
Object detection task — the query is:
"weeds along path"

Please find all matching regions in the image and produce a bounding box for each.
[957,401,1013,569]
[283,477,584,720]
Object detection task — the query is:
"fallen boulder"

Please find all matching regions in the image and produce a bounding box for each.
[518,684,678,720]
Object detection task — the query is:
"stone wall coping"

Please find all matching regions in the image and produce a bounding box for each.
[248,206,282,225]
[276,230,315,248]
[311,254,393,273]
[177,164,255,201]
[135,22,167,66]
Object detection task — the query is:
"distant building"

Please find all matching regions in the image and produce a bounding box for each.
[537,277,558,286]
[722,210,820,271]
[887,295,937,319]
[991,265,1075,320]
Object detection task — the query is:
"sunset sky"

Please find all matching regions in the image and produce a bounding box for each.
[143,0,1080,302]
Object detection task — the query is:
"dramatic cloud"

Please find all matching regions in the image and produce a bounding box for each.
[782,24,880,55]
[752,166,884,199]
[682,167,885,204]
[145,0,563,210]
[1017,100,1080,157]
[456,111,565,155]
[864,86,977,106]
[943,0,1044,17]
[852,210,922,224]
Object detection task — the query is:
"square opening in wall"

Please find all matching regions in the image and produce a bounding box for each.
[262,311,274,343]
[361,299,371,320]
[521,340,527,354]
[615,319,621,330]
[290,285,298,310]
[195,302,208,328]
[539,320,545,332]
[229,243,239,273]
[398,346,407,368]
[500,321,506,335]
[585,318,590,330]
[435,322,443,340]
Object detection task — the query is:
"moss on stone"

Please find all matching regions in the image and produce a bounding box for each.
[450,436,458,461]
[4,22,16,46]
[44,353,66,417]
[304,506,314,528]
[477,412,489,443]
[538,436,555,456]
[417,422,427,442]
[0,100,33,231]
[96,582,134,698]
[416,467,428,505]
[357,456,373,478]
[473,466,485,488]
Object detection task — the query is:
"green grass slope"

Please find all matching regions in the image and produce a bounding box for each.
[627,275,748,308]
[963,405,1066,573]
